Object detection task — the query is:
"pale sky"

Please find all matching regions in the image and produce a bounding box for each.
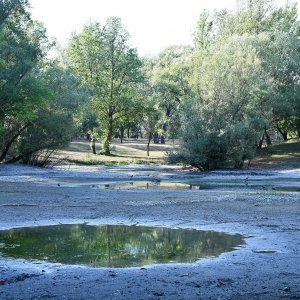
[30,0,297,56]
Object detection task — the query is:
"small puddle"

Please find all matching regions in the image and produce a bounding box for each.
[252,250,277,254]
[89,181,204,190]
[0,224,245,268]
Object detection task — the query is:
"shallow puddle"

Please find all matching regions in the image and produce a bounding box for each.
[252,250,277,254]
[0,224,245,268]
[58,178,300,192]
[90,181,204,190]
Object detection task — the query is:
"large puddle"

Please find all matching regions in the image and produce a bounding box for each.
[0,224,245,268]
[54,178,300,192]
[91,180,300,191]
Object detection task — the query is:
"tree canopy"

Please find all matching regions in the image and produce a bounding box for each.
[1,0,299,168]
[0,0,89,164]
[68,17,143,154]
[170,0,300,169]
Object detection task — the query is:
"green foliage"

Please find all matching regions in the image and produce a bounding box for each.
[0,0,50,162]
[16,110,75,164]
[141,97,162,136]
[291,117,300,138]
[144,46,192,141]
[6,66,89,164]
[1,0,298,169]
[0,0,89,165]
[78,108,99,136]
[68,17,143,154]
[170,95,265,170]
[171,0,300,169]
[226,119,265,168]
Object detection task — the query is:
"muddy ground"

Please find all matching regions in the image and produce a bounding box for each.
[0,164,299,299]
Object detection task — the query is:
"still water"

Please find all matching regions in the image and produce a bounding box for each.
[62,178,300,192]
[0,224,245,268]
[91,181,203,190]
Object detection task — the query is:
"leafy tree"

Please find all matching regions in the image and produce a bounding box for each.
[145,46,192,143]
[114,100,143,142]
[78,106,99,139]
[0,0,49,162]
[172,0,300,169]
[230,0,275,35]
[259,32,300,140]
[193,9,230,49]
[172,35,270,169]
[141,97,163,156]
[6,66,89,165]
[68,17,143,154]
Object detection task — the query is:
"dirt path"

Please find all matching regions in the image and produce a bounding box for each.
[0,164,299,299]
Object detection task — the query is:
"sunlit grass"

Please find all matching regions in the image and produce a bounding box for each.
[110,150,166,159]
[270,154,294,159]
[61,138,176,166]
[66,154,161,166]
[62,138,300,168]
[252,139,300,168]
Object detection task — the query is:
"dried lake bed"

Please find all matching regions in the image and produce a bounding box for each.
[0,164,299,299]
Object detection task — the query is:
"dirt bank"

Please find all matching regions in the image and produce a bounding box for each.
[0,164,299,299]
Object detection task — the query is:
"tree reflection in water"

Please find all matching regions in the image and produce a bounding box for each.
[0,224,245,268]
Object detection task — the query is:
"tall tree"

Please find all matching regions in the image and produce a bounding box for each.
[172,0,300,169]
[9,66,89,165]
[145,45,192,143]
[68,17,143,154]
[183,35,270,169]
[0,0,49,162]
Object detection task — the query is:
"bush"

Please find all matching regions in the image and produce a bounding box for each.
[169,99,265,170]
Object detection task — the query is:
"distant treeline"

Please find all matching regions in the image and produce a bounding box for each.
[0,0,299,168]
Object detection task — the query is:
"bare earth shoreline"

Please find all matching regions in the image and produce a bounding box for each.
[0,164,299,299]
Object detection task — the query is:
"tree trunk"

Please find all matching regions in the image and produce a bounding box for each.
[120,128,124,143]
[147,133,152,156]
[0,124,28,162]
[153,132,159,144]
[234,160,244,169]
[102,115,113,155]
[264,129,272,146]
[257,133,264,151]
[92,143,96,154]
[160,123,168,144]
[276,123,288,141]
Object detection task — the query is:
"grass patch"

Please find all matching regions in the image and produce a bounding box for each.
[251,139,300,168]
[65,154,162,166]
[66,157,129,166]
[59,139,172,166]
[62,138,299,169]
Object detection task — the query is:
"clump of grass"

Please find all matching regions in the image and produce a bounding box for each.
[66,157,129,166]
[131,159,159,165]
